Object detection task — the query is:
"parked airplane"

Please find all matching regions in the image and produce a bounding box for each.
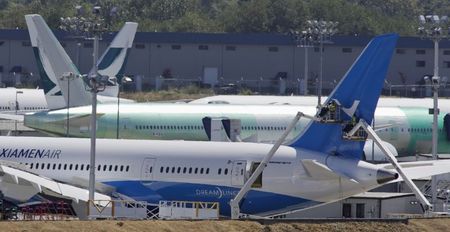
[0,87,47,114]
[2,34,449,218]
[25,14,136,110]
[22,104,450,158]
[191,95,450,112]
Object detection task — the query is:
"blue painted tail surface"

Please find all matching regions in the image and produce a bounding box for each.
[289,34,398,159]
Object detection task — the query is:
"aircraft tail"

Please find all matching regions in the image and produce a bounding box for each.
[92,22,138,97]
[289,34,398,159]
[25,14,91,109]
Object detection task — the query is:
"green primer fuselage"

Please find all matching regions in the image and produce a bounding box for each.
[24,104,449,156]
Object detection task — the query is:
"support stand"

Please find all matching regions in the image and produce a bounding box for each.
[347,119,433,213]
[230,112,318,219]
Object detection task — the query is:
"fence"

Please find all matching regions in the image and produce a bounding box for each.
[158,200,219,220]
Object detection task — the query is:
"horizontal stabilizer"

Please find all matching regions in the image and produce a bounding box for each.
[378,160,450,182]
[0,113,24,122]
[373,124,395,131]
[302,159,357,183]
[0,165,111,206]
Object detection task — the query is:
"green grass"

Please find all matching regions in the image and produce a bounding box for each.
[121,85,214,102]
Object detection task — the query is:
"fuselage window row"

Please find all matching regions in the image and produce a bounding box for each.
[134,124,291,131]
[135,125,205,130]
[158,166,222,175]
[27,163,130,172]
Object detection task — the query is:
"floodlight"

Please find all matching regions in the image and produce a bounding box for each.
[419,15,426,24]
[93,6,101,15]
[432,15,440,24]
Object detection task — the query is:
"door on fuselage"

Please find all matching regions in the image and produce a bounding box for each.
[231,160,246,186]
[444,114,450,141]
[8,101,15,111]
[141,158,156,181]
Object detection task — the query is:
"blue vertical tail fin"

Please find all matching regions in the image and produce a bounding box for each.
[289,34,398,159]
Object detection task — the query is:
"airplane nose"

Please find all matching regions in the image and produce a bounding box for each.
[376,169,399,184]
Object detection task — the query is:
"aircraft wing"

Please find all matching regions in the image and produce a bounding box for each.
[377,160,450,181]
[0,164,111,206]
[97,95,135,104]
[0,113,24,122]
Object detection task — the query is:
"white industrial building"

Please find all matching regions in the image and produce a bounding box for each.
[286,192,422,219]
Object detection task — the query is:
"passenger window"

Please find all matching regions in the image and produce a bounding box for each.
[218,168,222,175]
[126,166,130,172]
[171,167,175,173]
[75,164,78,170]
[224,168,228,175]
[114,165,118,172]
[52,163,56,170]
[41,163,45,169]
[160,166,164,173]
[120,165,124,172]
[183,167,187,173]
[47,163,51,169]
[195,168,198,174]
[30,163,34,169]
[109,165,112,171]
[177,167,181,173]
[200,168,204,174]
[97,165,101,171]
[69,164,73,170]
[189,167,192,174]
[81,164,84,170]
[58,163,62,170]
[64,164,67,170]
[206,168,210,174]
[87,165,90,170]
[165,167,169,173]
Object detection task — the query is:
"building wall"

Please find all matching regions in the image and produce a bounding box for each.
[381,196,422,218]
[2,32,450,96]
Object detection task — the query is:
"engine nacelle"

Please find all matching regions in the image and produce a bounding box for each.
[363,140,398,162]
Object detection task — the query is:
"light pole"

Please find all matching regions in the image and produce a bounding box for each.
[418,14,449,212]
[305,20,338,107]
[62,5,112,219]
[116,76,132,139]
[87,5,109,216]
[14,90,23,135]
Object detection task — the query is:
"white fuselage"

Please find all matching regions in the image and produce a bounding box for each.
[190,95,450,112]
[0,136,389,216]
[0,88,48,114]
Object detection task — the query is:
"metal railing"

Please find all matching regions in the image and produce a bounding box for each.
[158,200,219,220]
[87,199,151,220]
